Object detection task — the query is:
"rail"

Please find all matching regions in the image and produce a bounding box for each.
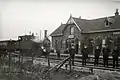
[48,53,120,70]
[44,56,70,78]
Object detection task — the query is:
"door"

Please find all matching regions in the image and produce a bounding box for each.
[55,40,59,52]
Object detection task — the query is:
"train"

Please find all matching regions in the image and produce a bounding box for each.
[0,34,51,57]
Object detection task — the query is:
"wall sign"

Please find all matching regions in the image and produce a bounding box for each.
[68,35,74,38]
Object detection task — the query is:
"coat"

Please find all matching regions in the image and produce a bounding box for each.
[102,47,110,58]
[81,48,89,59]
[112,49,119,59]
[69,48,75,58]
[95,49,101,58]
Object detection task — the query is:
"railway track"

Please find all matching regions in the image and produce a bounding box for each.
[37,53,120,72]
[14,52,120,72]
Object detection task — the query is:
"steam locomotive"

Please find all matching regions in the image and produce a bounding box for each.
[17,34,51,57]
[0,33,51,57]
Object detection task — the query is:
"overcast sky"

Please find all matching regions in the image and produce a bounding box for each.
[0,0,120,40]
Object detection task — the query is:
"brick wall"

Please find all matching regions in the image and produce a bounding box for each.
[51,36,63,51]
[51,23,120,55]
[51,24,82,53]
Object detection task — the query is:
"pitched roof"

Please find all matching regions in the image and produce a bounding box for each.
[0,40,17,42]
[50,15,120,36]
[73,15,120,33]
[50,24,66,36]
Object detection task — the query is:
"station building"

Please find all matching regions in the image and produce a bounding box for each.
[50,9,120,54]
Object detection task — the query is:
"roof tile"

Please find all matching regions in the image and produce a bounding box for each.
[50,15,120,36]
[50,24,66,36]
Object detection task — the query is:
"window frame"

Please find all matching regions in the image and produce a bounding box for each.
[70,26,74,35]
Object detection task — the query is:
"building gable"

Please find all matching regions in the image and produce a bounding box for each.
[65,15,82,32]
[50,15,82,37]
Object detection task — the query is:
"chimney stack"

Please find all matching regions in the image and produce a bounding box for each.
[44,30,47,38]
[79,16,81,19]
[32,33,34,36]
[115,8,119,16]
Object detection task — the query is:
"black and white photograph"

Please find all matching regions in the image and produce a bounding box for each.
[0,0,120,80]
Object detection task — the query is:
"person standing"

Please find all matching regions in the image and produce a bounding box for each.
[112,46,119,68]
[81,45,89,66]
[65,48,69,54]
[94,46,101,66]
[56,49,60,59]
[43,48,47,58]
[102,45,110,67]
[69,45,76,66]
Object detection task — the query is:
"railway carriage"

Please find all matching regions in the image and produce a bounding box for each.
[0,40,17,52]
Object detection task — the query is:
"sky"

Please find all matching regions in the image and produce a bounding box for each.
[0,0,120,40]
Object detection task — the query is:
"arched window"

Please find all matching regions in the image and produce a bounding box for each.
[55,40,59,51]
[70,26,74,35]
[104,18,109,27]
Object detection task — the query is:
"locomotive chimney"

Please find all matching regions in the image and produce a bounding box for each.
[44,30,47,38]
[115,8,119,16]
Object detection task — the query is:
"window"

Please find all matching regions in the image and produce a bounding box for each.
[106,20,109,25]
[105,20,109,27]
[104,18,109,27]
[66,40,69,48]
[70,26,74,35]
[104,18,114,27]
[55,40,59,51]
[61,39,62,48]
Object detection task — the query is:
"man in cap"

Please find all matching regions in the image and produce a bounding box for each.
[81,44,89,66]
[94,45,101,66]
[69,44,76,66]
[102,44,110,67]
[112,45,119,68]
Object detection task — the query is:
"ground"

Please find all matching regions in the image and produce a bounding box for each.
[0,65,120,80]
[0,55,120,80]
[50,69,93,80]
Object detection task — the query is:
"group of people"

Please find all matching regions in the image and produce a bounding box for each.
[67,44,119,68]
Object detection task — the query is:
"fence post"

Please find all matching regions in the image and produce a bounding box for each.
[69,58,71,72]
[48,54,50,67]
[32,52,34,64]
